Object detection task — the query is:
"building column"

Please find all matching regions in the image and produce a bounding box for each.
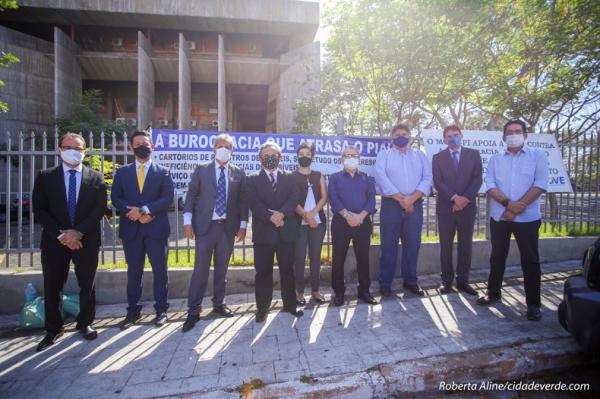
[54,27,82,118]
[218,33,226,132]
[178,33,191,131]
[137,31,155,130]
[277,42,320,133]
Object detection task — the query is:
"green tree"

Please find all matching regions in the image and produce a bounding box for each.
[55,89,128,136]
[0,0,19,112]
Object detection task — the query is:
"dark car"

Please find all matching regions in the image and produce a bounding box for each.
[558,239,600,354]
[10,193,31,219]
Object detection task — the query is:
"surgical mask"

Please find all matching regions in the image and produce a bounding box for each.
[448,135,462,148]
[343,158,359,169]
[261,154,279,170]
[60,149,84,165]
[133,145,151,159]
[505,134,525,148]
[215,147,232,163]
[298,156,312,167]
[393,136,410,148]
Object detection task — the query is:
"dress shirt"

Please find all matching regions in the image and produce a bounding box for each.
[374,147,432,196]
[485,147,548,222]
[62,162,82,203]
[328,170,376,214]
[183,161,247,228]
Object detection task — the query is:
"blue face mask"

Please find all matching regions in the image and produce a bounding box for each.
[393,136,410,148]
[448,135,462,148]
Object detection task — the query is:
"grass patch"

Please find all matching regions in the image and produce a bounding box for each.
[300,375,318,384]
[232,379,266,397]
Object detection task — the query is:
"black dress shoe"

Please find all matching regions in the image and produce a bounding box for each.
[154,312,168,326]
[526,306,542,321]
[182,313,200,332]
[457,283,478,296]
[36,331,64,352]
[333,295,345,307]
[255,311,267,323]
[311,295,326,304]
[379,286,392,297]
[286,308,304,317]
[119,312,141,330]
[439,284,456,294]
[212,304,234,318]
[358,291,378,305]
[476,293,501,306]
[403,284,425,297]
[80,326,98,340]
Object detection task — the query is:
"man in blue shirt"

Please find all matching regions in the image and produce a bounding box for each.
[477,120,549,322]
[328,145,378,306]
[374,124,432,297]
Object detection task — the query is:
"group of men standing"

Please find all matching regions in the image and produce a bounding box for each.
[32,119,549,352]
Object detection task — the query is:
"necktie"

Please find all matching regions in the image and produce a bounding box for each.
[452,151,459,170]
[269,172,277,192]
[138,164,145,192]
[215,166,226,217]
[68,170,77,226]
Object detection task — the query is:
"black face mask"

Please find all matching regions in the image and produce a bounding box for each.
[298,156,312,167]
[261,154,280,170]
[133,145,151,159]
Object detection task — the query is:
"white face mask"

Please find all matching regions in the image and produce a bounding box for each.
[343,158,359,170]
[505,134,525,148]
[215,147,231,163]
[60,149,84,165]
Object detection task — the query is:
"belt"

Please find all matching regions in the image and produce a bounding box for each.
[212,219,226,224]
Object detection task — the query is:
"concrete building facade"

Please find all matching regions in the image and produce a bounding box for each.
[0,0,320,134]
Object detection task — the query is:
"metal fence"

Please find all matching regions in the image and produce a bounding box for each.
[1,130,599,268]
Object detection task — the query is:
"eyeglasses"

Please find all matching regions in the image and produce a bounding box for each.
[505,129,524,135]
[61,146,85,152]
[342,154,359,159]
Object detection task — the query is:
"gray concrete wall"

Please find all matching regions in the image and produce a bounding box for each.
[217,33,226,131]
[0,236,595,314]
[54,27,82,119]
[137,31,155,130]
[0,26,54,134]
[178,33,191,131]
[277,41,320,133]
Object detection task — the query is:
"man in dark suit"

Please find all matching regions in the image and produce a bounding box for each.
[432,125,482,295]
[181,133,248,332]
[111,130,175,328]
[32,132,107,351]
[246,142,303,322]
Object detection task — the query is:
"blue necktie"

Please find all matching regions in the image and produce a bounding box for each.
[215,166,226,217]
[452,151,459,170]
[68,170,77,226]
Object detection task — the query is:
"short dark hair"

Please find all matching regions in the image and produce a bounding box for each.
[390,123,411,135]
[129,130,151,144]
[296,142,315,157]
[443,125,462,138]
[503,120,527,135]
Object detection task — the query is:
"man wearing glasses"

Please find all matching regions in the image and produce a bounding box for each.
[477,120,548,321]
[328,145,378,306]
[32,133,107,351]
[375,124,432,298]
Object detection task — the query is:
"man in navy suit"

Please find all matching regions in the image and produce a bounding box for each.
[432,125,482,295]
[111,130,175,328]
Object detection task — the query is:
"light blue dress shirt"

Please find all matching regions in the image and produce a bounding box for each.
[374,147,432,196]
[485,147,549,222]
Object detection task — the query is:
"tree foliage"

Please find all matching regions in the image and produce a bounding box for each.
[0,0,19,113]
[309,0,600,135]
[55,89,128,135]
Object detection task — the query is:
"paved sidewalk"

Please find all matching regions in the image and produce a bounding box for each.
[0,260,594,398]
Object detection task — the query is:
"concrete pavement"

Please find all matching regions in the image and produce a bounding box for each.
[0,260,597,398]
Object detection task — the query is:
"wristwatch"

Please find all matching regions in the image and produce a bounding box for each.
[500,198,510,207]
[139,206,148,216]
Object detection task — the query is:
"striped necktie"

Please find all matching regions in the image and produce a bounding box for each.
[269,172,277,192]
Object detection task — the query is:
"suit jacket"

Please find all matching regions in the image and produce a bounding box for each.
[32,165,107,251]
[111,162,175,242]
[184,161,248,238]
[432,147,483,216]
[246,169,300,245]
